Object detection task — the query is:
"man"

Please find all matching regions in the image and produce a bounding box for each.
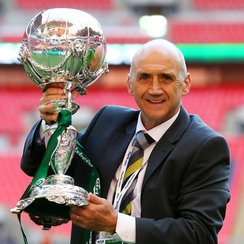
[21,39,230,243]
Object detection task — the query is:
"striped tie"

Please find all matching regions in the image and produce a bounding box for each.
[119,131,154,215]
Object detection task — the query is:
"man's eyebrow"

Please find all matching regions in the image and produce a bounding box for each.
[136,71,150,76]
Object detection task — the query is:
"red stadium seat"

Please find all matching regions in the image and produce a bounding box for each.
[193,0,244,10]
[15,0,113,11]
[169,22,244,43]
[0,153,72,237]
[218,136,244,243]
[0,89,40,145]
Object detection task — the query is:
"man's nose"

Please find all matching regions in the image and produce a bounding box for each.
[149,77,163,94]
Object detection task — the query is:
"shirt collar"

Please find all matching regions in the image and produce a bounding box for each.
[136,109,180,143]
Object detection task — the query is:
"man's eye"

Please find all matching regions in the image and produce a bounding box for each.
[140,73,150,80]
[161,74,172,80]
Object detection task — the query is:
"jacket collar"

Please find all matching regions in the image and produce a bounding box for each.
[142,106,190,188]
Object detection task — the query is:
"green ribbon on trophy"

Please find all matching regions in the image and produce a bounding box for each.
[17,110,101,244]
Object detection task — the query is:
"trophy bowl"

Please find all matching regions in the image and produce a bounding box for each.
[11,8,108,230]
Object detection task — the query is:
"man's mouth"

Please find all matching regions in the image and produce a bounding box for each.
[147,99,165,104]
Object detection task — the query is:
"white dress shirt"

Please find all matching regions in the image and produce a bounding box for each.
[105,110,180,243]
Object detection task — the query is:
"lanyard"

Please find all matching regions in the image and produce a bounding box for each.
[113,137,145,212]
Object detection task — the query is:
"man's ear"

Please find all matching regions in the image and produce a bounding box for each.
[127,75,133,95]
[182,72,191,96]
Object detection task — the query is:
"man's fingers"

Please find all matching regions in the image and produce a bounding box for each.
[88,193,104,204]
[72,89,80,100]
[40,94,67,105]
[43,82,65,92]
[40,113,58,124]
[38,84,80,124]
[39,103,58,123]
[39,102,54,112]
[70,211,80,222]
[44,88,62,95]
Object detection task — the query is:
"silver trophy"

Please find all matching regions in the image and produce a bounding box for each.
[11,8,108,229]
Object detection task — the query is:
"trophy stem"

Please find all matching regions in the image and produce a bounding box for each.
[65,82,73,111]
[46,174,74,185]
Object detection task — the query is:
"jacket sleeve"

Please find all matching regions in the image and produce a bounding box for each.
[21,120,46,176]
[136,135,231,244]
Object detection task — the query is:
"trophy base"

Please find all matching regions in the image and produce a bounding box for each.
[11,175,88,230]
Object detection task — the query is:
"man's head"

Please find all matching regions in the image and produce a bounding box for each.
[127,39,191,130]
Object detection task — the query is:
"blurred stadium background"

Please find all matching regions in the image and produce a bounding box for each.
[0,0,244,243]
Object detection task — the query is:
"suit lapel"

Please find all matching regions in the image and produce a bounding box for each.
[101,119,137,197]
[142,107,191,189]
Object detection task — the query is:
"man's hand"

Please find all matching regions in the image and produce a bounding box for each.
[39,82,79,124]
[70,193,118,233]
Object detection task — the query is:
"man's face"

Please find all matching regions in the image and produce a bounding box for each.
[128,49,191,130]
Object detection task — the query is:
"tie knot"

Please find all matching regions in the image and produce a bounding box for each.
[135,131,154,150]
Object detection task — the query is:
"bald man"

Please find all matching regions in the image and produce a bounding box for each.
[21,39,230,244]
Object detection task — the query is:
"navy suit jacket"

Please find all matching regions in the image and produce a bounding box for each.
[21,105,230,244]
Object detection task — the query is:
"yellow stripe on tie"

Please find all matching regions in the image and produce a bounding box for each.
[123,158,143,182]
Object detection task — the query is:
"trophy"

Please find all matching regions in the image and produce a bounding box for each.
[11,8,108,230]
